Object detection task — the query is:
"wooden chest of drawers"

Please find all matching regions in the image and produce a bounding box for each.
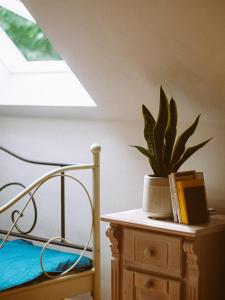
[101,209,225,300]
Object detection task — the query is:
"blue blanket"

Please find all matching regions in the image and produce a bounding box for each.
[0,239,92,291]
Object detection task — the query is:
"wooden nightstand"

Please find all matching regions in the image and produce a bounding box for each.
[101,209,225,300]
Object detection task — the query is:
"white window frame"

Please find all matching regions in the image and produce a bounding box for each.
[0,0,96,107]
[0,0,70,74]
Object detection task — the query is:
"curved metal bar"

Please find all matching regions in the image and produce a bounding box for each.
[0,145,75,167]
[0,164,93,214]
[0,182,42,249]
[40,174,93,279]
[0,173,93,280]
[0,182,37,234]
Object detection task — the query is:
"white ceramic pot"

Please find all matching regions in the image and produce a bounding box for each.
[142,175,172,218]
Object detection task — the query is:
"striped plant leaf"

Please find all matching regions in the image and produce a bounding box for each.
[164,98,177,173]
[172,138,212,172]
[130,145,149,157]
[142,104,155,127]
[131,86,212,176]
[170,114,201,169]
[153,86,170,175]
[130,145,157,174]
[142,105,156,158]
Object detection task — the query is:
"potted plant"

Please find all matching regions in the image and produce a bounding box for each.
[131,86,212,218]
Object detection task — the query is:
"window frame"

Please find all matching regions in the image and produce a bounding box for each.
[0,0,70,74]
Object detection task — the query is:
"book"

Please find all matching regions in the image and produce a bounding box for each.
[176,181,188,224]
[168,174,179,222]
[168,170,196,223]
[176,178,209,225]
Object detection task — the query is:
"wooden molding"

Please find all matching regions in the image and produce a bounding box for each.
[106,224,120,259]
[106,224,121,300]
[183,240,200,300]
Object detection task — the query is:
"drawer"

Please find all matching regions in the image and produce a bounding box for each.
[123,269,181,300]
[123,228,183,277]
[135,272,168,293]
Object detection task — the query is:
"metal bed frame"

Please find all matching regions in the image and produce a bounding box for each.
[0,144,101,300]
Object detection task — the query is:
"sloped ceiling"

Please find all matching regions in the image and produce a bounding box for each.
[17,0,225,121]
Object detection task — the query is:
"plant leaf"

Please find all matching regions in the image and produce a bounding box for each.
[164,98,177,173]
[130,145,150,158]
[170,114,201,169]
[172,138,212,172]
[153,86,170,175]
[142,104,156,157]
[130,145,158,174]
[142,104,155,127]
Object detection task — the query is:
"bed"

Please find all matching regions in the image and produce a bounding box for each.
[0,144,101,300]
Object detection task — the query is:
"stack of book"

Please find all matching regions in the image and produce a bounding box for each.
[168,170,209,225]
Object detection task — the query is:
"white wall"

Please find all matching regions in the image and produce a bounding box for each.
[0,116,224,299]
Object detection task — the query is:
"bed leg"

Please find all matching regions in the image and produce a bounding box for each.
[92,286,101,300]
[91,145,101,300]
[92,282,101,300]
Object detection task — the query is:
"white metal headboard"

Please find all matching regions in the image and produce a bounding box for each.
[0,144,101,280]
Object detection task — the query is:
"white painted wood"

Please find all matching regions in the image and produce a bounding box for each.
[0,163,94,213]
[102,209,225,237]
[91,144,101,300]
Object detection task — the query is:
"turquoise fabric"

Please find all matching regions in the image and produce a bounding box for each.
[0,239,92,291]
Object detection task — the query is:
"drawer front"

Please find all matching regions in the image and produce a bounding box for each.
[123,228,183,277]
[123,269,181,300]
[135,272,168,294]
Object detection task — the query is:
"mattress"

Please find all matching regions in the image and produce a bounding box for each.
[0,239,92,291]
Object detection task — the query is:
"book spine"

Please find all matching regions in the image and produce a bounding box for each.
[168,174,178,222]
[171,173,182,223]
[176,181,188,224]
[195,172,203,180]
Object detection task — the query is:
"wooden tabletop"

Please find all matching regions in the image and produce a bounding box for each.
[101,208,225,237]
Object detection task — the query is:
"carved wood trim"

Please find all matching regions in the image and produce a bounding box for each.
[106,224,121,300]
[106,224,120,259]
[183,240,200,300]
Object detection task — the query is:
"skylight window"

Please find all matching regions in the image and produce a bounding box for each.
[0,0,69,72]
[0,5,61,61]
[0,0,96,107]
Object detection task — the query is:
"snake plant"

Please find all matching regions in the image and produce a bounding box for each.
[132,86,212,177]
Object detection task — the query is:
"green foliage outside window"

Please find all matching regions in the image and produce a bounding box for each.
[0,5,62,61]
